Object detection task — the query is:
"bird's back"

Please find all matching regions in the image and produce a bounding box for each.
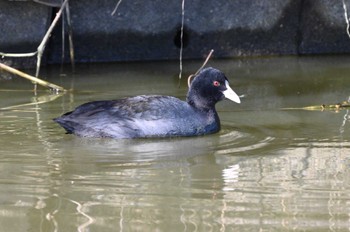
[54,95,220,138]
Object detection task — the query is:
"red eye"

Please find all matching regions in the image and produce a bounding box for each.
[213,81,220,87]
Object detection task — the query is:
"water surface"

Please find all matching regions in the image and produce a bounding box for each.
[1,56,350,231]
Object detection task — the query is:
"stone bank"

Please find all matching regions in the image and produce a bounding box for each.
[1,0,350,67]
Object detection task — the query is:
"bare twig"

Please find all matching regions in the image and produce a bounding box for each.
[0,51,37,57]
[61,1,66,65]
[111,0,123,16]
[65,0,75,72]
[0,62,66,92]
[342,0,350,38]
[0,0,73,88]
[33,0,61,7]
[187,49,214,87]
[178,0,185,81]
[36,0,69,77]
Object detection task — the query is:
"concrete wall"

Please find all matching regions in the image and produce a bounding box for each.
[1,0,350,68]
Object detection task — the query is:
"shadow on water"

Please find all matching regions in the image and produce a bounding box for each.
[1,56,350,231]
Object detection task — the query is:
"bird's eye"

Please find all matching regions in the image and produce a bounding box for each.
[213,81,220,87]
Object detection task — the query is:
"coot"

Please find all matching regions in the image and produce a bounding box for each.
[54,67,241,138]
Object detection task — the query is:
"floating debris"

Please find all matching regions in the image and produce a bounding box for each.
[284,101,350,112]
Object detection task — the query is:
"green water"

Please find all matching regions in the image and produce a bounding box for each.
[0,56,349,231]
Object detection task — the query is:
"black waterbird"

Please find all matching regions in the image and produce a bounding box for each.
[54,67,241,138]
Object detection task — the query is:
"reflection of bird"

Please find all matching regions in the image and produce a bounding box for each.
[54,67,241,138]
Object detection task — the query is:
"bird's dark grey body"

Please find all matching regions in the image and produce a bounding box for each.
[54,67,241,138]
[55,95,220,138]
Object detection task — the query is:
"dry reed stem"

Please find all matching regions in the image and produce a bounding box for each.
[178,0,185,82]
[0,0,73,83]
[187,49,214,87]
[36,0,69,77]
[65,0,75,72]
[283,101,350,111]
[0,62,66,92]
[111,0,123,16]
[0,51,37,57]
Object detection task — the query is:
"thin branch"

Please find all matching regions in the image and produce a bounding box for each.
[196,49,214,74]
[187,49,214,87]
[342,0,350,38]
[1,0,73,80]
[178,0,185,81]
[65,0,75,72]
[61,1,66,65]
[33,0,61,7]
[111,0,123,16]
[0,62,66,92]
[0,51,37,58]
[36,0,69,77]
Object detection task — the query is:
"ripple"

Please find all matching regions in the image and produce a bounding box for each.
[51,122,279,165]
[55,135,220,163]
[215,123,276,155]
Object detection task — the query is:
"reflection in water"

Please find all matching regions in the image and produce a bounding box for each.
[216,142,350,231]
[339,107,349,139]
[0,57,350,231]
[68,198,96,232]
[222,164,240,191]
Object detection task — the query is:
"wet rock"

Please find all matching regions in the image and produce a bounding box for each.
[48,0,301,63]
[299,0,350,54]
[47,0,182,63]
[2,0,350,67]
[183,0,301,58]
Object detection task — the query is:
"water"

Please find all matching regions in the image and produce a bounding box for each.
[0,56,350,231]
